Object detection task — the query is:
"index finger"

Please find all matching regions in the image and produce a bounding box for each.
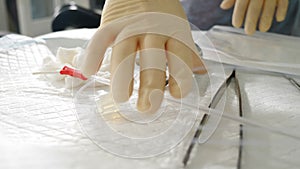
[232,0,250,28]
[80,26,116,77]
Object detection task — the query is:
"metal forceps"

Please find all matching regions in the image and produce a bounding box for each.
[183,70,244,169]
[183,70,234,166]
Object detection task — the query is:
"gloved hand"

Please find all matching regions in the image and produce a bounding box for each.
[80,0,205,113]
[220,0,289,35]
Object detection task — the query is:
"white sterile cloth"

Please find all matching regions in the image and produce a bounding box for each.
[1,28,300,169]
[1,33,229,169]
[0,34,197,169]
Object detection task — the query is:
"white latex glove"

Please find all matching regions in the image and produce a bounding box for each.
[80,0,205,113]
[220,0,289,35]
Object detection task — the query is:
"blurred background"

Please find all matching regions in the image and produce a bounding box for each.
[1,0,299,38]
[0,0,105,37]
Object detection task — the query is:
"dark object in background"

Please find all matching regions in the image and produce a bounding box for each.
[90,0,106,10]
[5,0,19,34]
[52,3,101,32]
[1,0,18,37]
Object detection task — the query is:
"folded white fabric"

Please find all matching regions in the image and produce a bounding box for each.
[39,47,112,88]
